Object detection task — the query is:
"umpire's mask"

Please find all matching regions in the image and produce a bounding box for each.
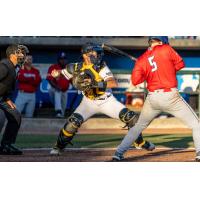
[16,45,29,66]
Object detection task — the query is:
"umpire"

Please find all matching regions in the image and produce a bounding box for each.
[0,44,29,155]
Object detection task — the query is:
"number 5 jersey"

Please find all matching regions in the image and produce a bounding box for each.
[131,44,185,91]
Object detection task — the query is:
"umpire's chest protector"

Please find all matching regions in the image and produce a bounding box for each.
[0,59,17,97]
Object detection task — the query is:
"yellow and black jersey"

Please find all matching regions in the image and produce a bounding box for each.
[61,61,114,100]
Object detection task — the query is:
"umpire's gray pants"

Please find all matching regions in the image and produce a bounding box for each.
[117,89,200,154]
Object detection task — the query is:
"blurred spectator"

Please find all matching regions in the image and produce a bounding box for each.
[46,52,70,118]
[15,55,41,117]
[169,36,198,39]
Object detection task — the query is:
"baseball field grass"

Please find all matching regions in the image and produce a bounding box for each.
[0,133,196,162]
[6,133,194,149]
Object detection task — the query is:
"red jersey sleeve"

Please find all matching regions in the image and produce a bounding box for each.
[169,46,185,71]
[131,58,146,86]
[46,65,56,81]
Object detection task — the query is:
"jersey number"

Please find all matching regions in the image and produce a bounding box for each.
[148,56,158,72]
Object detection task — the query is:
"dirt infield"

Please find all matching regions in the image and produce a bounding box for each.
[0,148,196,162]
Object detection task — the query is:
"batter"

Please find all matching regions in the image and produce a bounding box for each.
[112,36,200,161]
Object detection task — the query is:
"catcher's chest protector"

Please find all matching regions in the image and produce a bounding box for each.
[78,63,106,99]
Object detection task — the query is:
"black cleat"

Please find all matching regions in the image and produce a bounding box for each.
[112,151,124,161]
[0,144,23,155]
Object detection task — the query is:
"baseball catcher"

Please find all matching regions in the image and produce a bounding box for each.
[50,43,155,155]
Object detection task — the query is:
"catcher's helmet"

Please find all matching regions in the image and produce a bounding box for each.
[81,43,103,55]
[148,36,169,44]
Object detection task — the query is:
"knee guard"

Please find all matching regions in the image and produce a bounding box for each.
[56,113,84,149]
[119,108,139,129]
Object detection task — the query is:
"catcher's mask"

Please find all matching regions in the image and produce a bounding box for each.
[6,44,29,66]
[81,43,104,65]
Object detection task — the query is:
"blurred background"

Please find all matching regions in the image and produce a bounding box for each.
[1,36,200,150]
[1,36,200,118]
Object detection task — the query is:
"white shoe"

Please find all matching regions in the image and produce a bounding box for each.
[50,147,63,155]
[196,152,200,162]
[56,113,63,118]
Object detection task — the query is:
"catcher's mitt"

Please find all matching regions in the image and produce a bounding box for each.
[72,71,94,92]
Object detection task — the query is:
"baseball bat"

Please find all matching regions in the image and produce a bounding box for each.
[102,44,137,62]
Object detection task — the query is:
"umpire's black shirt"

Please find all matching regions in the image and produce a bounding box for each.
[0,59,16,99]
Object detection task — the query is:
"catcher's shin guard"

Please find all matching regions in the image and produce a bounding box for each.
[132,134,155,151]
[135,133,144,144]
[119,108,139,129]
[55,113,84,149]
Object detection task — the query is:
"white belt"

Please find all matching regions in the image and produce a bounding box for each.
[149,88,177,93]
